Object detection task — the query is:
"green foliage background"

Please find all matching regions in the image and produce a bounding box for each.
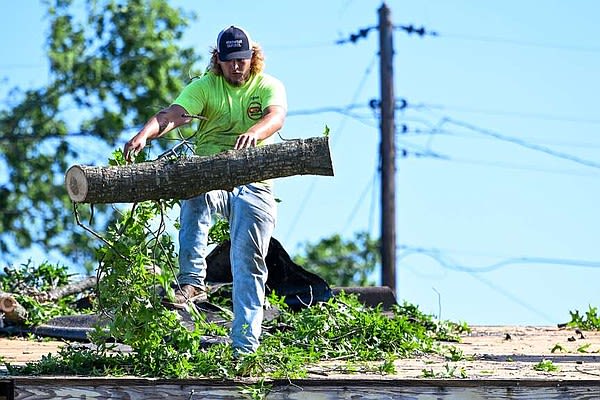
[0,0,201,270]
[293,232,380,287]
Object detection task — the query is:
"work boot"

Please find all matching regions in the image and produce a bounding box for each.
[165,284,207,309]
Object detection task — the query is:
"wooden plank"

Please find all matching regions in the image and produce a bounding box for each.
[4,325,600,399]
[10,377,600,400]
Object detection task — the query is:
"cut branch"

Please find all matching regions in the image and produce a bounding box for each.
[30,276,97,303]
[65,136,334,204]
[0,277,98,327]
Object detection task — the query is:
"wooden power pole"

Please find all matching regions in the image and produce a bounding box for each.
[378,3,396,293]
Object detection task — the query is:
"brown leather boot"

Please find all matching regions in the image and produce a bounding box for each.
[166,284,207,308]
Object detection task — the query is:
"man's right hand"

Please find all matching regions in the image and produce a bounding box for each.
[123,105,192,162]
[124,134,147,162]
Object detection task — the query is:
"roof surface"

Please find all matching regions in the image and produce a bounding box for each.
[2,325,599,380]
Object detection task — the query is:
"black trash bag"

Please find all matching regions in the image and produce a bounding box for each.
[206,237,332,310]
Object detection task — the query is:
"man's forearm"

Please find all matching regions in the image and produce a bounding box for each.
[234,105,286,149]
[248,105,286,140]
[145,107,188,140]
[124,104,192,160]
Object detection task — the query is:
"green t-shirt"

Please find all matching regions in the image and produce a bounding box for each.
[173,71,287,156]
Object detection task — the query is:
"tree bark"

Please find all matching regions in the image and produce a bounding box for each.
[65,136,334,204]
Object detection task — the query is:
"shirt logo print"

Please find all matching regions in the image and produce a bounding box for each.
[247,101,263,120]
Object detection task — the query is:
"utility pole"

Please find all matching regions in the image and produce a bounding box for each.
[378,3,396,293]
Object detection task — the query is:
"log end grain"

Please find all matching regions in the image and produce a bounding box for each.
[65,165,89,202]
[0,293,17,313]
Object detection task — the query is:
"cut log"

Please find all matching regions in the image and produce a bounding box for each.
[65,136,334,204]
[0,292,19,313]
[0,277,98,327]
[0,293,28,325]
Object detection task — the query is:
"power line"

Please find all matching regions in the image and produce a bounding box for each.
[415,152,600,178]
[398,249,557,323]
[410,101,600,126]
[463,268,557,324]
[439,32,600,54]
[398,245,600,273]
[284,52,379,243]
[342,168,379,235]
[400,102,600,171]
[442,117,600,170]
[397,246,599,323]
[288,98,600,128]
[396,127,600,177]
[3,24,600,73]
[267,41,336,51]
[417,127,600,149]
[287,104,369,117]
[335,21,600,57]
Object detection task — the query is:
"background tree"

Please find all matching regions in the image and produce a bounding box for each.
[0,0,201,270]
[293,232,380,287]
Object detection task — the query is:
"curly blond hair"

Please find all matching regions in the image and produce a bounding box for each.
[208,43,265,76]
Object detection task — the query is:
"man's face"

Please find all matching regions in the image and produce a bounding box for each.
[218,58,252,86]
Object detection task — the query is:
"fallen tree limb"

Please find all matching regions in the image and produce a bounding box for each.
[1,277,98,326]
[30,276,97,304]
[65,136,334,204]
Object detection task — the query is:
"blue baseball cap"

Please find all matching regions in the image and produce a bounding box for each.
[216,26,253,61]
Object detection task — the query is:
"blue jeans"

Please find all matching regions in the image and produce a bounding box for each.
[178,183,276,353]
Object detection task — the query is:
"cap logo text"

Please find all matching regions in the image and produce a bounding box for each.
[226,39,243,49]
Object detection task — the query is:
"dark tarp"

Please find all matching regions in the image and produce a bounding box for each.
[206,237,333,310]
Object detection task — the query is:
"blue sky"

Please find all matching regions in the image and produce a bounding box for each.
[1,1,599,326]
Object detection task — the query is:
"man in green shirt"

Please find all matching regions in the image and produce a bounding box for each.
[124,25,287,354]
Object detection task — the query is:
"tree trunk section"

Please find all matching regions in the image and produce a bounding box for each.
[65,136,334,204]
[0,293,28,325]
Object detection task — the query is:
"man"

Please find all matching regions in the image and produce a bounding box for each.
[124,25,287,354]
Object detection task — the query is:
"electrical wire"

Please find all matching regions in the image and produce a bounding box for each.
[287,104,370,117]
[342,167,379,234]
[441,117,600,170]
[410,101,600,125]
[397,246,584,323]
[426,126,600,149]
[439,32,600,54]
[283,52,378,242]
[398,245,600,273]
[418,153,600,178]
